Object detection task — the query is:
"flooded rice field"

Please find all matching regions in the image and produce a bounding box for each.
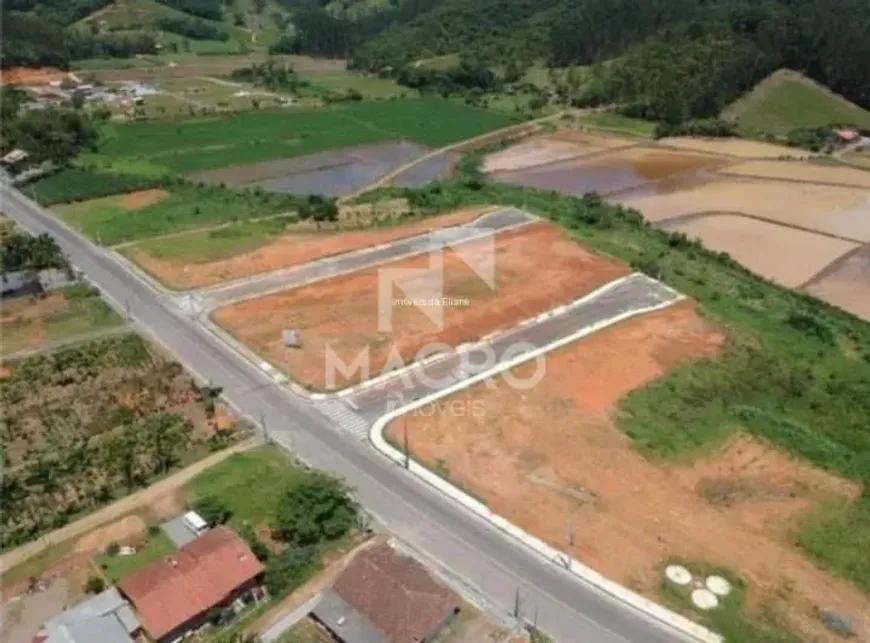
[661,214,859,288]
[190,141,450,196]
[491,147,729,197]
[483,131,632,173]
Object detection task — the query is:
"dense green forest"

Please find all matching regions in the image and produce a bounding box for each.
[340,0,870,124]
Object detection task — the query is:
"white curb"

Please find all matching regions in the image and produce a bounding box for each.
[368,296,723,643]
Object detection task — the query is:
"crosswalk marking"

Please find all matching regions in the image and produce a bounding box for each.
[316,400,370,440]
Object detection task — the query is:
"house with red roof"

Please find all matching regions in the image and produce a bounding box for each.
[118,526,264,643]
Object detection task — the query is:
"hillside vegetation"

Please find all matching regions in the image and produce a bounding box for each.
[724,69,870,135]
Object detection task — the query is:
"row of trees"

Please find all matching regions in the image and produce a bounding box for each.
[230,60,309,92]
[156,16,230,41]
[0,231,70,276]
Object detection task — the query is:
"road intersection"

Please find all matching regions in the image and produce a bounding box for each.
[3,185,697,643]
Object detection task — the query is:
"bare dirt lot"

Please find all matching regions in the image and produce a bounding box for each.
[664,214,859,288]
[213,223,628,389]
[1,67,70,85]
[483,131,635,173]
[126,207,492,290]
[720,160,870,188]
[386,303,869,642]
[657,136,811,159]
[805,248,870,321]
[618,179,870,241]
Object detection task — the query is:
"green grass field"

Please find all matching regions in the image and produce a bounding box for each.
[184,446,306,528]
[99,530,176,583]
[96,98,515,173]
[123,215,294,263]
[0,284,123,356]
[301,72,416,100]
[577,111,656,137]
[56,183,296,244]
[724,70,870,135]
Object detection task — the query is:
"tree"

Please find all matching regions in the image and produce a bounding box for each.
[84,575,105,594]
[275,472,358,545]
[264,546,318,595]
[192,496,232,525]
[144,412,193,474]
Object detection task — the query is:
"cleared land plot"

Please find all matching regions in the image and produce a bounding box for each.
[720,160,870,188]
[657,137,810,159]
[0,333,239,551]
[213,223,628,389]
[483,131,635,173]
[618,179,870,241]
[123,206,487,290]
[493,147,730,197]
[662,215,859,288]
[386,303,870,642]
[96,99,514,174]
[805,248,870,322]
[54,184,295,245]
[191,142,431,196]
[0,284,123,356]
[723,69,870,135]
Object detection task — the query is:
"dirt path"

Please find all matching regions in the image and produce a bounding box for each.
[339,111,571,203]
[0,438,259,576]
[0,324,132,361]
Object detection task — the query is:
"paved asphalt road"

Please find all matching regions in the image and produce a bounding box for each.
[2,185,687,643]
[193,206,536,309]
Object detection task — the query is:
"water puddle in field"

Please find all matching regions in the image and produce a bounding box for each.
[492,148,729,197]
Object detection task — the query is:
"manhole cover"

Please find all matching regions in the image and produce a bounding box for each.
[665,565,692,586]
[706,575,732,597]
[691,589,719,610]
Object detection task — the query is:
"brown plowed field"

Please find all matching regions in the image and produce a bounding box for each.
[666,214,859,288]
[618,179,870,241]
[483,132,634,173]
[386,303,868,642]
[657,137,811,159]
[213,223,628,390]
[1,67,69,85]
[126,207,490,290]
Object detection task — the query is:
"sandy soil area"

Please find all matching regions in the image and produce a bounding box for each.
[126,207,492,290]
[657,137,811,159]
[666,214,859,287]
[213,223,628,390]
[483,132,635,173]
[0,293,68,354]
[619,179,870,241]
[118,188,168,209]
[805,248,870,322]
[386,303,868,642]
[1,67,69,85]
[73,515,146,554]
[720,160,870,188]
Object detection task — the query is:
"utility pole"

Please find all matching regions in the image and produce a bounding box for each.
[513,587,521,619]
[259,411,271,444]
[124,299,132,321]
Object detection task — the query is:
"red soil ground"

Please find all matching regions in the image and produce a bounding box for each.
[213,223,628,390]
[1,67,69,85]
[127,207,492,290]
[385,303,868,642]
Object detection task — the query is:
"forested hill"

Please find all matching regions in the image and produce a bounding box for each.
[334,0,870,122]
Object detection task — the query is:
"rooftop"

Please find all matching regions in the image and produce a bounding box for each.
[119,526,264,640]
[313,543,459,643]
[37,587,139,643]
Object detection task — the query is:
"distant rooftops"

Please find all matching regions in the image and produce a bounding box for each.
[34,587,140,643]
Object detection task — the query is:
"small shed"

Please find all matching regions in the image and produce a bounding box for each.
[282,329,301,348]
